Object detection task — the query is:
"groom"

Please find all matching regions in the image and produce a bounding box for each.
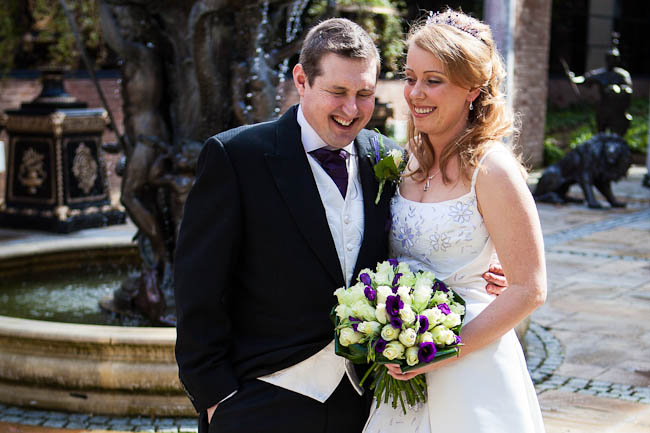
[175,18,504,433]
[174,18,398,433]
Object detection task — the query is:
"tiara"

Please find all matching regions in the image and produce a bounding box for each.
[425,11,482,41]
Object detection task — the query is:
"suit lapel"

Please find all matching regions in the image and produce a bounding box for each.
[264,107,344,287]
[353,130,389,278]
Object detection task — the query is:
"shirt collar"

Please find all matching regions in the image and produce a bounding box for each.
[297,105,356,155]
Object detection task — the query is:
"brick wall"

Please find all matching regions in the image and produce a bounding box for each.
[513,0,552,168]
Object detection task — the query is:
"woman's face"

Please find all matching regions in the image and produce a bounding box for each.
[403,44,477,144]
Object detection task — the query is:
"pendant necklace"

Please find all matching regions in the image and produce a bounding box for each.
[424,170,440,191]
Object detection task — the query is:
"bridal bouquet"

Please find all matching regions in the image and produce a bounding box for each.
[331,259,465,414]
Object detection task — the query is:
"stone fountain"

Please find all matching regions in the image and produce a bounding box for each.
[0,236,192,416]
[0,0,336,417]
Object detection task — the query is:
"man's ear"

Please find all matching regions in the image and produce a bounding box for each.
[293,63,308,97]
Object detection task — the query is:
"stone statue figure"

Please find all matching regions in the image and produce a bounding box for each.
[97,0,334,325]
[563,32,633,137]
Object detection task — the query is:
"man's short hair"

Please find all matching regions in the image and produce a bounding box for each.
[299,18,380,85]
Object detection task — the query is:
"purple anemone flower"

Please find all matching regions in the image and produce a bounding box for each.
[433,280,449,293]
[375,338,387,353]
[349,316,361,332]
[418,315,429,334]
[385,295,404,317]
[360,273,372,286]
[364,286,377,301]
[388,258,399,268]
[437,303,451,315]
[418,342,437,363]
[390,316,403,329]
[392,273,403,287]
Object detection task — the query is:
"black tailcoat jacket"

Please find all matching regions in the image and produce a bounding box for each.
[174,105,399,417]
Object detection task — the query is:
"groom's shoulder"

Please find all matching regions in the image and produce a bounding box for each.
[357,128,402,152]
[201,118,279,163]
[212,119,276,149]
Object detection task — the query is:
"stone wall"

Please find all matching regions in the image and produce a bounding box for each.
[513,0,552,168]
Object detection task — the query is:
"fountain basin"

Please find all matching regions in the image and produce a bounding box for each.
[0,238,193,416]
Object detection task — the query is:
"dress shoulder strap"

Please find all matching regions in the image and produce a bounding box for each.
[470,143,509,191]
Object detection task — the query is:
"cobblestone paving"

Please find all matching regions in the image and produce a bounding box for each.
[543,207,650,248]
[526,323,650,405]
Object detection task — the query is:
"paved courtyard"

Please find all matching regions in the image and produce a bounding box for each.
[0,166,649,432]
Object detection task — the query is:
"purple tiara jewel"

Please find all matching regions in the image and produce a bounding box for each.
[425,11,483,41]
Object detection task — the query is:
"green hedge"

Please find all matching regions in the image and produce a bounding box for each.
[544,97,648,165]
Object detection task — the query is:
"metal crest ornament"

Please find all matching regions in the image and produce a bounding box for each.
[72,143,98,194]
[18,148,47,194]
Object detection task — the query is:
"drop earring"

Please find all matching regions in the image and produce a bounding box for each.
[469,101,474,111]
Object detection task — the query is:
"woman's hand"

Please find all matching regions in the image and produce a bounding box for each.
[483,263,508,295]
[385,357,455,381]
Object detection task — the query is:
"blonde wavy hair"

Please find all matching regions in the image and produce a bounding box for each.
[405,9,521,184]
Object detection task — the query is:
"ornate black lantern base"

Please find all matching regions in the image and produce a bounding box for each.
[0,207,125,233]
[0,71,125,233]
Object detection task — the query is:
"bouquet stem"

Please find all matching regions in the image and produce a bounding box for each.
[362,362,428,415]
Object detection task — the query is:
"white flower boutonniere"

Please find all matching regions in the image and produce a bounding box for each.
[368,133,406,205]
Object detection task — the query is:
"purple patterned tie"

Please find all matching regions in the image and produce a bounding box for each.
[310,148,349,198]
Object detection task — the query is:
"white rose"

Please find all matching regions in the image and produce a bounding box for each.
[421,271,436,281]
[431,325,456,346]
[389,149,403,167]
[412,285,433,312]
[339,327,363,346]
[333,286,347,304]
[357,321,382,337]
[414,275,433,292]
[406,346,420,366]
[335,304,353,320]
[396,286,412,304]
[441,312,461,328]
[419,331,434,344]
[398,327,417,347]
[399,304,416,325]
[375,303,390,324]
[381,324,400,341]
[375,262,395,286]
[382,341,405,360]
[421,308,443,329]
[396,261,411,275]
[376,286,393,304]
[450,302,465,315]
[398,272,416,287]
[432,291,449,305]
[377,261,394,274]
[352,300,376,322]
[348,282,367,303]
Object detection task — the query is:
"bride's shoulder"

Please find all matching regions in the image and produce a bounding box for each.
[475,142,528,186]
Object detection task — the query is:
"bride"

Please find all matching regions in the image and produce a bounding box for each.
[364,10,547,433]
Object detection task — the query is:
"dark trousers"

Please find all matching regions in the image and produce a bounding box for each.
[200,378,371,433]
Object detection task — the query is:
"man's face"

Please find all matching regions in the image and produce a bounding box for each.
[293,53,377,149]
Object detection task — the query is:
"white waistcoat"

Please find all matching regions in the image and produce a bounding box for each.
[257,106,365,402]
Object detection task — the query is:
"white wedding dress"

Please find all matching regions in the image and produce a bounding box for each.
[364,148,545,433]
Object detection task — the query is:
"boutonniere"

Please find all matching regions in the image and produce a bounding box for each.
[368,133,406,205]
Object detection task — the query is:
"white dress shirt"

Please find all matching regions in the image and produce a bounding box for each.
[257,105,366,402]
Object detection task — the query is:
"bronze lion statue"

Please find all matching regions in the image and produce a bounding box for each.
[534,133,632,209]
